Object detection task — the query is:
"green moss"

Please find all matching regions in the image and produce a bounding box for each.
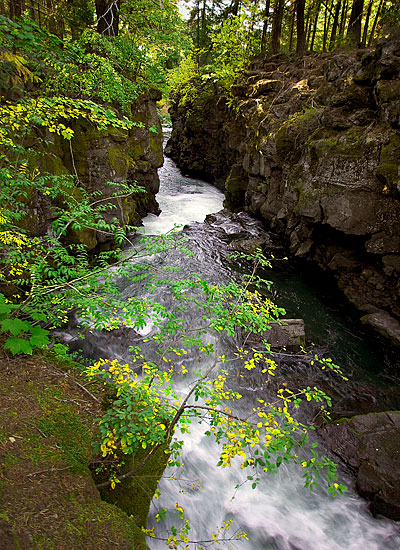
[107,147,130,177]
[129,140,144,161]
[121,197,138,225]
[289,166,319,214]
[98,443,169,529]
[0,350,153,549]
[19,384,93,470]
[376,134,400,191]
[39,151,70,177]
[0,427,7,443]
[66,226,98,251]
[225,173,248,210]
[275,119,294,159]
[132,109,150,126]
[33,535,56,549]
[276,108,321,160]
[290,164,304,182]
[310,127,365,160]
[376,80,400,103]
[37,411,92,473]
[67,127,88,176]
[32,500,149,549]
[3,453,20,468]
[305,127,324,145]
[150,133,163,167]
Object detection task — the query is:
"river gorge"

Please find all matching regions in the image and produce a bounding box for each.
[145,134,400,549]
[64,129,400,549]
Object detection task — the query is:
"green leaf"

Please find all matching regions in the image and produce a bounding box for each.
[30,312,47,322]
[4,337,33,355]
[29,325,49,338]
[29,333,50,349]
[0,318,30,336]
[0,294,16,318]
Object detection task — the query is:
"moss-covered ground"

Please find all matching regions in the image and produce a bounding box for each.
[0,348,150,549]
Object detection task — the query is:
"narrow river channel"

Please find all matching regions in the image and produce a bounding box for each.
[134,130,400,550]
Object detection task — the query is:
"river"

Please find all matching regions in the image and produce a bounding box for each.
[61,129,400,549]
[133,130,400,550]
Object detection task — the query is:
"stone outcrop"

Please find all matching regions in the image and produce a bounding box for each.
[30,90,163,251]
[318,411,400,520]
[264,319,306,351]
[167,34,400,345]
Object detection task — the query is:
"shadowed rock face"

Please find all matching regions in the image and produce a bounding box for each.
[318,411,400,520]
[28,90,164,251]
[167,33,400,345]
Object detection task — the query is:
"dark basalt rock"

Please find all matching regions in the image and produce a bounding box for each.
[360,310,400,345]
[27,92,163,251]
[318,411,400,520]
[167,33,400,345]
[266,319,306,351]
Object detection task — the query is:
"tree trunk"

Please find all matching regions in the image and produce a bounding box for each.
[196,0,200,49]
[95,0,120,36]
[310,0,322,51]
[271,0,284,54]
[10,0,24,18]
[323,0,333,52]
[361,0,373,46]
[289,4,295,51]
[347,0,364,45]
[46,0,57,34]
[296,0,306,54]
[329,0,342,49]
[261,0,271,52]
[305,3,313,48]
[339,0,348,35]
[231,0,240,16]
[368,0,383,46]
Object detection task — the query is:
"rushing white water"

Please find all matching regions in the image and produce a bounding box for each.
[141,130,400,550]
[142,145,224,235]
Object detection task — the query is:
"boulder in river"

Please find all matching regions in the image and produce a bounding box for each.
[266,319,306,351]
[318,411,400,520]
[360,310,400,346]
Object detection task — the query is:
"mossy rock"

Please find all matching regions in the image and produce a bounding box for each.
[251,79,282,98]
[225,168,249,210]
[149,133,163,167]
[129,140,144,161]
[319,411,400,520]
[375,80,400,103]
[98,443,169,529]
[275,108,321,161]
[107,147,130,178]
[308,127,365,160]
[66,226,98,251]
[376,133,400,193]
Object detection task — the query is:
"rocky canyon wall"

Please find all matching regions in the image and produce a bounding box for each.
[29,89,163,251]
[167,34,400,345]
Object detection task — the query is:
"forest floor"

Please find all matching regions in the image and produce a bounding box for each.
[0,347,147,549]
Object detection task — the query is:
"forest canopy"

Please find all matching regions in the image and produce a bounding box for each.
[1,2,399,94]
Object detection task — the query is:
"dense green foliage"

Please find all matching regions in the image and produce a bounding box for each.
[171,0,400,90]
[0,9,188,107]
